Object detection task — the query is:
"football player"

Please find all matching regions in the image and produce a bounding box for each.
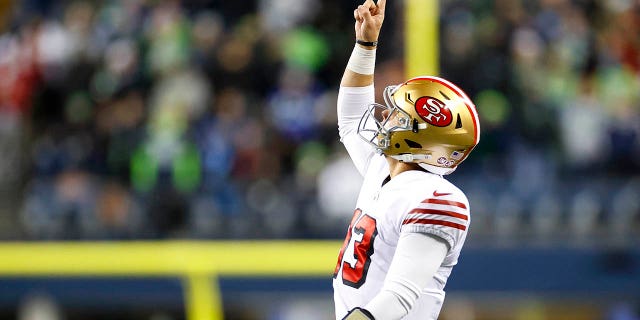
[333,0,481,319]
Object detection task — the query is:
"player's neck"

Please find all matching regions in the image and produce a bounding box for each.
[386,157,424,178]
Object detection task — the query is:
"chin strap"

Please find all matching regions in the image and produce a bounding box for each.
[418,162,456,175]
[389,153,430,163]
[387,154,456,175]
[342,307,375,320]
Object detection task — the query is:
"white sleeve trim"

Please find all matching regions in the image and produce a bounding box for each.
[401,225,456,251]
[364,233,448,320]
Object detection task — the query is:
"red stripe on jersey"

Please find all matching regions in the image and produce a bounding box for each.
[408,208,468,220]
[402,218,467,231]
[422,198,467,209]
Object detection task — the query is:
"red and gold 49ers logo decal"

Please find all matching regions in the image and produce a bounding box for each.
[415,96,452,127]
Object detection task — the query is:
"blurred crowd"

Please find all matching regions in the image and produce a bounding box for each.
[0,0,638,243]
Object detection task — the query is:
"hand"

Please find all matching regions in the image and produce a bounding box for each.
[342,307,375,320]
[354,0,386,42]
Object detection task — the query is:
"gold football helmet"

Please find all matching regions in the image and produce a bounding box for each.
[357,76,480,175]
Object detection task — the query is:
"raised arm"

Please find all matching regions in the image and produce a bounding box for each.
[341,0,386,88]
[337,0,387,176]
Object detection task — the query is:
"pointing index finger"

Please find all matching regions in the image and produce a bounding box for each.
[361,0,375,10]
[377,0,386,13]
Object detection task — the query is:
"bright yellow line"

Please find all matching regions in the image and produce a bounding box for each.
[405,0,439,77]
[0,241,341,276]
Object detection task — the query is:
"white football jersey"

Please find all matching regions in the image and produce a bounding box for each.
[333,86,471,320]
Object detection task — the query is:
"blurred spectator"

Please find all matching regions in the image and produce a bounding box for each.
[18,294,62,320]
[316,150,362,220]
[0,0,637,242]
[266,66,325,142]
[94,180,144,238]
[559,74,608,173]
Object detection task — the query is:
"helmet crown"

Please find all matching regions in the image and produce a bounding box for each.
[357,76,480,175]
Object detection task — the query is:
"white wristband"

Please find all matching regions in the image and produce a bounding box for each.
[346,45,376,75]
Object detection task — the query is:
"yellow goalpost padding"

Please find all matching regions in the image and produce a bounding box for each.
[405,0,439,77]
[0,241,342,320]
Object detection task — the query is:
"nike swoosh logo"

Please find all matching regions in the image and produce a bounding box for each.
[433,191,452,197]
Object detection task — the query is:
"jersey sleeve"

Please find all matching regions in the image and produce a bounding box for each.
[364,232,448,319]
[337,85,376,176]
[399,193,470,251]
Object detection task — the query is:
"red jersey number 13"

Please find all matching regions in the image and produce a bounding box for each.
[333,209,378,288]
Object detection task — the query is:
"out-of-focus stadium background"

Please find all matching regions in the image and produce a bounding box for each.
[0,0,638,319]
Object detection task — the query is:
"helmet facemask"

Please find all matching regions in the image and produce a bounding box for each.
[357,85,412,153]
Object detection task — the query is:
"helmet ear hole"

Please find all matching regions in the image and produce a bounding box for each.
[455,114,462,129]
[404,139,422,149]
